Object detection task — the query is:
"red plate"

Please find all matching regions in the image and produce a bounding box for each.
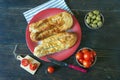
[26,8,82,62]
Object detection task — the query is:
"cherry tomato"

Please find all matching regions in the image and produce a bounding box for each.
[47,66,55,74]
[92,50,96,56]
[91,58,94,63]
[83,60,91,68]
[78,58,83,64]
[90,52,94,59]
[75,52,84,60]
[29,63,38,71]
[21,59,29,66]
[83,52,92,61]
[82,48,89,53]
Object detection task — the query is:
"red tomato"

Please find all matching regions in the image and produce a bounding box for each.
[47,66,55,74]
[29,63,38,71]
[75,52,84,60]
[78,58,83,64]
[83,52,92,61]
[83,60,91,68]
[90,52,94,59]
[21,59,29,66]
[91,58,94,63]
[82,48,89,53]
[92,50,96,57]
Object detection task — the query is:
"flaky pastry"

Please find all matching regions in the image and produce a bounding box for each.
[34,32,77,57]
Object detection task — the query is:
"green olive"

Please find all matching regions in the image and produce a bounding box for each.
[96,16,101,21]
[88,12,93,17]
[91,19,94,22]
[97,15,101,18]
[86,18,90,24]
[97,21,103,27]
[86,16,90,20]
[91,24,97,28]
[93,10,100,15]
[93,20,98,24]
[92,15,96,19]
[89,23,92,27]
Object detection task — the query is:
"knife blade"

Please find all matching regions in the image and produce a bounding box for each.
[47,57,87,73]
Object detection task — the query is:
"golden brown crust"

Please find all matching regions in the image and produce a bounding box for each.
[29,12,73,42]
[33,32,77,57]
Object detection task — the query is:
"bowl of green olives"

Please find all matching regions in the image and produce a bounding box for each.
[84,10,104,29]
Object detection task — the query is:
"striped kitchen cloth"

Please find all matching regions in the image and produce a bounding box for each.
[23,0,72,23]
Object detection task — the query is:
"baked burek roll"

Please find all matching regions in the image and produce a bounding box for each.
[29,12,73,42]
[33,32,77,57]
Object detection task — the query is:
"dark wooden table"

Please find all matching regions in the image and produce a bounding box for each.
[0,0,120,80]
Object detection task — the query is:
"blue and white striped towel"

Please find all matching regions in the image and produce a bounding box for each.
[23,0,72,23]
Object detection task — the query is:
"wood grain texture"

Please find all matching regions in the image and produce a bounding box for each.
[0,0,120,80]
